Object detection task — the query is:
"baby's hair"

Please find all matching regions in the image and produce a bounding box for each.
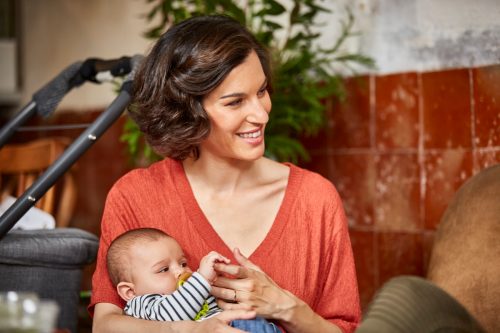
[106,228,171,286]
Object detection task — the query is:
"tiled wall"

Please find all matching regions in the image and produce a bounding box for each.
[301,64,500,310]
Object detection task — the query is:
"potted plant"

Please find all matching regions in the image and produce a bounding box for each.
[121,0,374,164]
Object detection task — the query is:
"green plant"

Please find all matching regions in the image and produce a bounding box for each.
[121,0,374,164]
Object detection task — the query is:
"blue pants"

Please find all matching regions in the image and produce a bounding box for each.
[230,317,279,333]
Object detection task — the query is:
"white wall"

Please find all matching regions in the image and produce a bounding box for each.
[19,0,155,110]
[352,0,500,74]
[14,0,500,110]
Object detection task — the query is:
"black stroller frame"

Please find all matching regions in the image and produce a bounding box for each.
[0,55,143,237]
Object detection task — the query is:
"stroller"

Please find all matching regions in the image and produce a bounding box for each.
[0,55,142,332]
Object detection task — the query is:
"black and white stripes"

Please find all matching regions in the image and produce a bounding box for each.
[124,272,221,321]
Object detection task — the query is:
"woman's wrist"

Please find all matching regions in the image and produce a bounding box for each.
[169,319,198,333]
[275,290,309,323]
[276,291,342,333]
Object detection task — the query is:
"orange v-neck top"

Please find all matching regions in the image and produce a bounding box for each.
[90,158,361,332]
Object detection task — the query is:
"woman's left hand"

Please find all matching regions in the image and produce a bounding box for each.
[211,248,299,321]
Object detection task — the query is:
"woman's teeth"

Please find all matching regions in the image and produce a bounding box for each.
[238,130,261,138]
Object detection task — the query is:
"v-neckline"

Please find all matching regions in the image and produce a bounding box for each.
[170,159,302,262]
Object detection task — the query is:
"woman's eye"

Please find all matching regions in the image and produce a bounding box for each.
[226,99,242,107]
[257,88,267,97]
[158,267,169,273]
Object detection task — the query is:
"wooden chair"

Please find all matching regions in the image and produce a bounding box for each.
[0,137,77,228]
[0,137,98,332]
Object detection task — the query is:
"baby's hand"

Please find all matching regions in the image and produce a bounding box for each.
[198,251,230,283]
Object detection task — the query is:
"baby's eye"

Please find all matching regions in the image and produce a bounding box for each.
[158,267,169,273]
[181,262,188,268]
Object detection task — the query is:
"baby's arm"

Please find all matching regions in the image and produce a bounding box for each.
[198,251,230,283]
[124,272,212,321]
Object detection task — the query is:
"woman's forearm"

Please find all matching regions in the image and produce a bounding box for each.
[277,293,343,333]
[93,302,256,333]
[94,314,195,333]
[93,303,195,333]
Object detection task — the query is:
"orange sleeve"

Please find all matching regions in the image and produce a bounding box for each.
[319,220,361,332]
[88,181,131,315]
[307,175,361,332]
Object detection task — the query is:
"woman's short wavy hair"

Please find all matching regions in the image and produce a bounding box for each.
[131,15,272,160]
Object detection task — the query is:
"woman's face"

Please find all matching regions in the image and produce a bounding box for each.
[201,51,271,162]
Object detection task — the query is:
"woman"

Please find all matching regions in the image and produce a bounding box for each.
[90,15,361,333]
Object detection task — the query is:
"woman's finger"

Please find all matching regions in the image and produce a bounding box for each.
[214,263,249,278]
[200,309,256,333]
[210,285,236,302]
[212,275,254,290]
[216,309,256,323]
[211,285,252,303]
[217,299,253,311]
[233,248,263,272]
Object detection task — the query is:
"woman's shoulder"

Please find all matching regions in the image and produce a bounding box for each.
[110,158,178,194]
[101,158,182,225]
[279,164,347,242]
[285,163,343,206]
[287,163,337,191]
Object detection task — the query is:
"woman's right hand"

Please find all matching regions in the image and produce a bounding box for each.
[93,302,255,333]
[195,309,257,332]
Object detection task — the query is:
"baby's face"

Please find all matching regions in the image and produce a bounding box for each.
[128,237,192,296]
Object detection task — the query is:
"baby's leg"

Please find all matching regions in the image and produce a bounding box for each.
[230,316,279,333]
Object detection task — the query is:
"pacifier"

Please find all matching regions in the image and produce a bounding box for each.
[177,272,192,289]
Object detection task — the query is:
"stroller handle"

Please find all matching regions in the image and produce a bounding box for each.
[34,55,138,118]
[0,55,144,237]
[0,55,141,149]
[72,56,134,85]
[32,61,84,118]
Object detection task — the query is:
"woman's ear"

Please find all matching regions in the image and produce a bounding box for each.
[117,282,136,301]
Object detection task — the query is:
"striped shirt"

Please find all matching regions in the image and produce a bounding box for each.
[124,272,221,321]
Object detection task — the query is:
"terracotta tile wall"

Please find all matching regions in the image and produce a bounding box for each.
[300,64,500,311]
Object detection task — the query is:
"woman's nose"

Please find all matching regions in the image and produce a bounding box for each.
[247,99,269,124]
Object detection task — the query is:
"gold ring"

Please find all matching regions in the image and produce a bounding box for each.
[233,290,237,302]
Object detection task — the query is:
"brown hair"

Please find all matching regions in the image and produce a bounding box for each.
[106,228,171,286]
[131,15,272,160]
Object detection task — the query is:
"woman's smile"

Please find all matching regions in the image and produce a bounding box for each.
[201,51,271,161]
[236,128,264,145]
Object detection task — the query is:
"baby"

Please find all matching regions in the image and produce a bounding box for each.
[106,228,279,332]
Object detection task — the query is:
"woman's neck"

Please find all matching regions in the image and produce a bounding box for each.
[182,154,265,195]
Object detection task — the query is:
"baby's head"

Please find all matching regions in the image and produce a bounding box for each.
[107,228,192,301]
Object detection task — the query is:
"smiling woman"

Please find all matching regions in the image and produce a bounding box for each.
[130,15,272,161]
[201,51,271,162]
[90,15,360,333]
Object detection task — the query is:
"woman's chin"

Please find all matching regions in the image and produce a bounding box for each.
[238,145,266,161]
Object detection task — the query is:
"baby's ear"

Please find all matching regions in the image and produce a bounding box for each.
[117,282,136,301]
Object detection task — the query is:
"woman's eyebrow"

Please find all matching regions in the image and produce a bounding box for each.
[219,79,267,100]
[220,92,244,100]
